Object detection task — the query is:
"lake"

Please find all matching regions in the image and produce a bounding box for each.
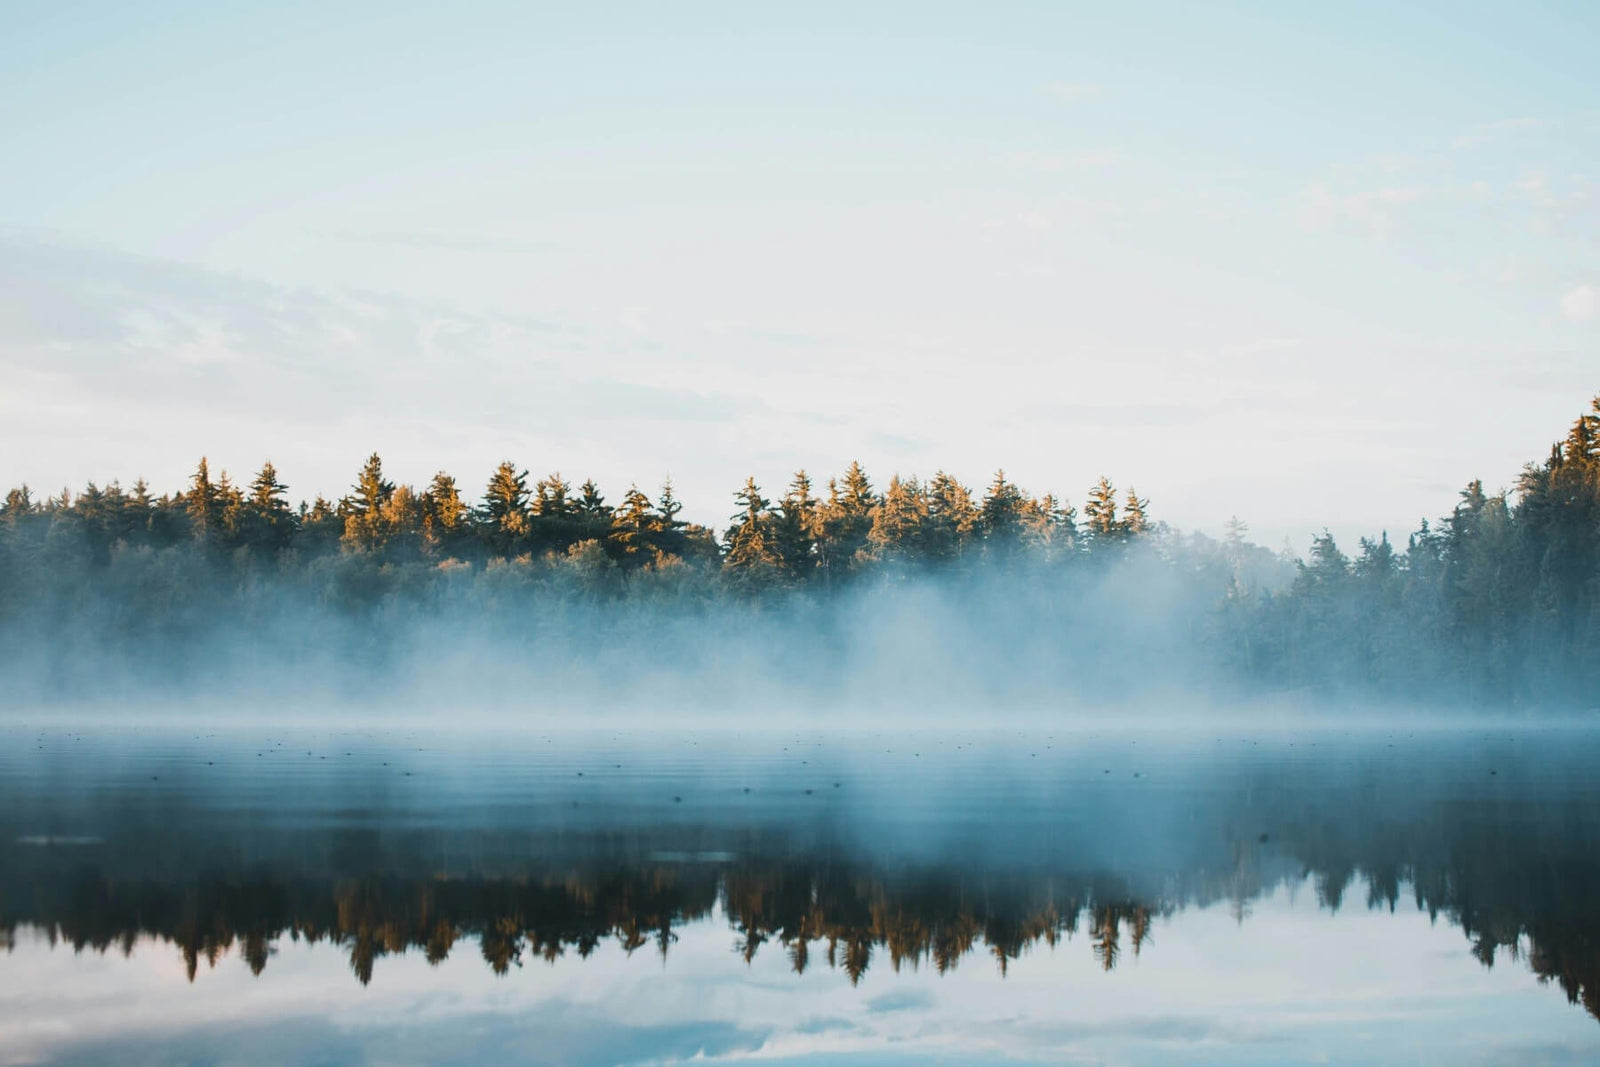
[2,720,1598,1065]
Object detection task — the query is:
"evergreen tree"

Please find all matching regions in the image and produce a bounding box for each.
[244,462,296,553]
[819,462,876,574]
[775,471,821,576]
[723,477,783,588]
[1083,477,1119,545]
[1295,530,1350,595]
[1,485,33,524]
[126,478,155,543]
[530,473,581,554]
[421,473,468,556]
[533,473,574,517]
[1122,489,1149,537]
[345,453,394,517]
[187,457,222,541]
[341,453,396,552]
[609,485,658,566]
[216,470,246,547]
[576,479,612,530]
[924,471,978,563]
[866,475,927,563]
[979,470,1027,553]
[653,478,689,559]
[1022,493,1075,558]
[1353,532,1397,586]
[480,462,530,558]
[299,495,343,554]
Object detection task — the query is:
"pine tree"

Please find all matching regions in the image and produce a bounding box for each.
[530,472,580,554]
[73,481,117,565]
[657,479,685,531]
[126,478,154,543]
[576,478,611,522]
[377,484,423,557]
[866,475,927,563]
[421,472,468,556]
[723,477,783,588]
[609,485,657,566]
[533,473,574,517]
[980,470,1027,553]
[1296,530,1350,594]
[924,471,978,563]
[775,471,821,576]
[653,478,689,560]
[215,470,246,547]
[1083,477,1119,545]
[818,462,877,574]
[187,457,221,541]
[1,485,33,523]
[480,462,530,558]
[345,453,394,518]
[341,454,395,552]
[838,461,875,514]
[1121,489,1149,537]
[1224,516,1248,554]
[1021,493,1075,558]
[1353,532,1397,585]
[298,495,342,553]
[244,462,296,553]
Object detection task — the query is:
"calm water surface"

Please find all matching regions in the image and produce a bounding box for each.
[2,720,1598,1065]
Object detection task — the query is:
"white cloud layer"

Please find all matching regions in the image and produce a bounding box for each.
[1560,284,1597,321]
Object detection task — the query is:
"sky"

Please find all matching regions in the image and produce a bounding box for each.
[1,1,1596,548]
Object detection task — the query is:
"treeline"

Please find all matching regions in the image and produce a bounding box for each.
[0,456,1150,581]
[5,864,1157,987]
[1241,394,1600,704]
[0,395,1597,705]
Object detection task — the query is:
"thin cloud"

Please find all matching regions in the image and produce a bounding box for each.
[0,235,762,450]
[1560,284,1596,322]
[318,226,562,255]
[1299,184,1424,241]
[1452,117,1547,149]
[1006,148,1124,173]
[1042,81,1103,104]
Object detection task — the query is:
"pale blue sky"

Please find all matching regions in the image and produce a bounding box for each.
[1,2,1596,545]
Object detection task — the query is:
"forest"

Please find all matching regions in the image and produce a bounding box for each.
[1,395,1596,708]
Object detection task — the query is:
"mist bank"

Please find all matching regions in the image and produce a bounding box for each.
[2,395,1597,712]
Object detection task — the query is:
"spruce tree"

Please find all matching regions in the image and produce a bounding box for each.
[421,472,467,556]
[925,471,978,563]
[723,477,783,587]
[1084,477,1119,545]
[245,462,296,553]
[980,470,1027,553]
[609,485,657,566]
[775,471,821,576]
[866,474,927,563]
[818,462,876,574]
[187,457,221,541]
[481,462,531,558]
[653,478,689,559]
[341,454,395,552]
[1121,489,1149,537]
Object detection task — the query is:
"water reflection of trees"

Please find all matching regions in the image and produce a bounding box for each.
[5,851,1596,1022]
[3,861,1159,988]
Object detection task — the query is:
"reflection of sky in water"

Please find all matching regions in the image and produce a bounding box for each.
[5,878,1598,1066]
[3,722,1600,1064]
